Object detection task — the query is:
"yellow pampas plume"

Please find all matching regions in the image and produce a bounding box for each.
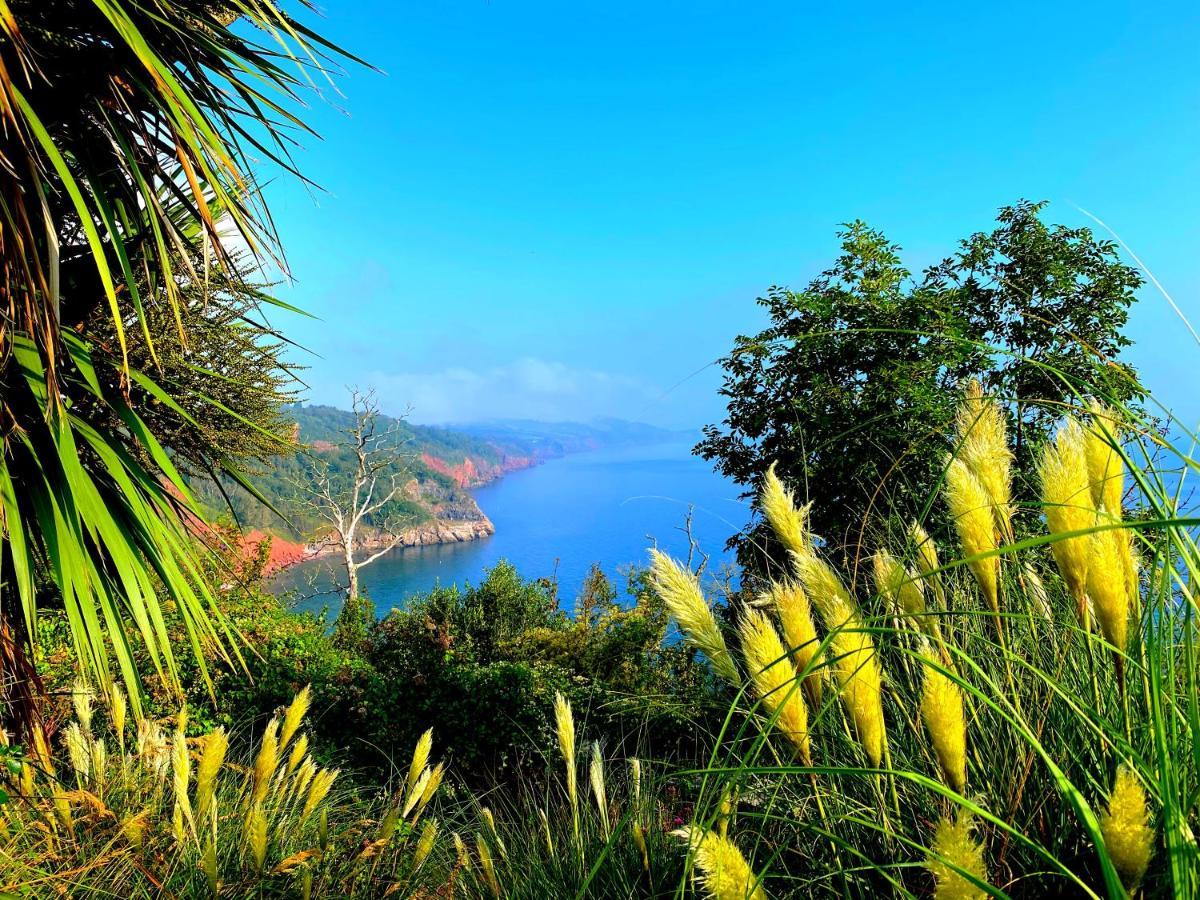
[202,839,219,895]
[453,832,471,871]
[247,803,268,873]
[589,741,610,836]
[955,380,1014,538]
[767,579,823,708]
[110,685,127,754]
[172,726,194,834]
[911,522,947,608]
[738,609,812,764]
[279,686,311,750]
[196,727,227,823]
[72,678,94,736]
[1085,404,1125,516]
[919,647,967,793]
[403,767,432,818]
[650,549,739,684]
[554,691,578,818]
[674,826,767,900]
[408,728,433,794]
[65,721,90,780]
[286,733,309,778]
[302,768,338,819]
[945,457,1000,622]
[539,807,554,855]
[480,806,506,858]
[477,833,501,897]
[874,549,926,623]
[414,818,438,867]
[927,812,988,899]
[826,607,887,766]
[252,718,280,805]
[1099,766,1154,888]
[416,761,445,820]
[788,537,886,766]
[1039,419,1095,623]
[761,462,809,557]
[1089,527,1131,653]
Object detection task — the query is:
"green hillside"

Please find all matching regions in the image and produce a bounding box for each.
[193,405,532,539]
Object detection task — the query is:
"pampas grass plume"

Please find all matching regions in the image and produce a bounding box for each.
[649,549,739,684]
[927,812,988,900]
[408,728,433,794]
[767,579,823,708]
[1100,766,1154,887]
[1039,419,1095,620]
[945,456,1000,618]
[919,647,967,793]
[196,727,227,822]
[589,741,610,836]
[955,379,1014,537]
[674,826,766,900]
[761,462,809,557]
[414,818,438,867]
[738,609,812,764]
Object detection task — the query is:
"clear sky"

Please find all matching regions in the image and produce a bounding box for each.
[264,1,1200,431]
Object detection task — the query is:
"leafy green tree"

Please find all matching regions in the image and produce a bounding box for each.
[0,1,356,734]
[698,201,1144,569]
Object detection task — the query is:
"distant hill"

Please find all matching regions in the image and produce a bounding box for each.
[194,406,679,542]
[452,417,690,457]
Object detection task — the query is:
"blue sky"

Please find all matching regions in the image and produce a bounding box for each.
[264,1,1200,431]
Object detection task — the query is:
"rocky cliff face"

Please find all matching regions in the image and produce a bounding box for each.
[419,449,540,488]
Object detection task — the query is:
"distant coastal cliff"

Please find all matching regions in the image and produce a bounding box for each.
[216,409,689,574]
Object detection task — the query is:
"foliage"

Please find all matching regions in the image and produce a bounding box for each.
[0,685,453,898]
[366,561,721,780]
[670,382,1198,897]
[0,0,355,734]
[697,200,1145,567]
[190,403,520,537]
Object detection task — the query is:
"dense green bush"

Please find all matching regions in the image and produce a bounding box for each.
[37,549,724,784]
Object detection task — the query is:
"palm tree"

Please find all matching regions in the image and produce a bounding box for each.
[0,0,359,732]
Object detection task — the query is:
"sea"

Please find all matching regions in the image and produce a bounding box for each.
[272,441,744,617]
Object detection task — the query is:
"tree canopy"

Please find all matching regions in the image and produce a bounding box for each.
[697,200,1145,570]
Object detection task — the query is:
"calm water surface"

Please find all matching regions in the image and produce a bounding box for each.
[275,442,744,616]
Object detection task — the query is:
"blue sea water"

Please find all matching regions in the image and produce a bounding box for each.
[275,442,745,617]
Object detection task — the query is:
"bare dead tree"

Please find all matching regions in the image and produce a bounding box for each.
[296,389,414,604]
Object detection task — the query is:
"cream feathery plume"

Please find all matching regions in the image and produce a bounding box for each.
[955,379,1014,539]
[1089,527,1131,654]
[252,718,280,806]
[910,521,947,608]
[760,462,809,557]
[1099,766,1154,888]
[788,535,886,765]
[738,609,812,764]
[926,812,988,899]
[766,579,823,708]
[674,826,767,900]
[945,456,1000,623]
[414,818,438,868]
[649,549,739,684]
[1039,419,1096,625]
[196,727,227,823]
[874,549,926,624]
[919,646,967,793]
[826,604,887,767]
[407,728,434,794]
[279,686,311,750]
[589,741,610,836]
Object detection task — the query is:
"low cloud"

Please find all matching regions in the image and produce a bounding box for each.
[349,357,659,425]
